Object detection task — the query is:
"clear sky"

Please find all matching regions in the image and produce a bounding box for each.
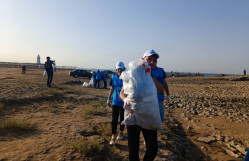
[0,0,249,74]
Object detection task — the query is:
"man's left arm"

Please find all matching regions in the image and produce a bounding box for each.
[163,78,169,95]
[163,78,170,102]
[151,76,164,94]
[163,70,170,102]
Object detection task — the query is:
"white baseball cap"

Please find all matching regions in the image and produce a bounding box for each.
[116,61,125,69]
[143,49,159,58]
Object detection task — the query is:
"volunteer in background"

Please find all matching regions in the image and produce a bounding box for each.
[107,61,126,145]
[103,70,108,89]
[95,69,101,88]
[44,56,55,87]
[92,71,96,88]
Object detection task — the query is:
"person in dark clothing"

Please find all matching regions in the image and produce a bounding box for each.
[22,65,26,74]
[44,56,55,87]
[95,69,101,88]
[103,70,108,89]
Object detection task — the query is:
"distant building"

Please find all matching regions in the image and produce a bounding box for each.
[37,55,41,64]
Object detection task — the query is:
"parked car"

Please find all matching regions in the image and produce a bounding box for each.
[69,69,92,78]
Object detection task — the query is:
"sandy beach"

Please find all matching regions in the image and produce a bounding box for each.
[0,67,248,161]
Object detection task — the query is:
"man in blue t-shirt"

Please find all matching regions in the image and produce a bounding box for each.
[107,61,125,145]
[102,70,108,89]
[120,49,169,161]
[143,49,170,122]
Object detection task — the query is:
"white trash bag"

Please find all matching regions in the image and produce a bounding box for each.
[82,82,90,87]
[120,59,162,130]
[89,78,94,87]
[43,70,47,76]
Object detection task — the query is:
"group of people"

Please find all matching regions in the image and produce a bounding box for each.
[107,49,170,161]
[44,50,170,160]
[91,70,108,88]
[43,52,249,161]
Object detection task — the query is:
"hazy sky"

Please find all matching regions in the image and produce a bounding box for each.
[0,0,249,74]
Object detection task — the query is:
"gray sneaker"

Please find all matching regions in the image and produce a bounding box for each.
[117,131,124,140]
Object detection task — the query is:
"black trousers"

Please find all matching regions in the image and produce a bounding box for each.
[112,105,125,134]
[104,80,107,88]
[127,124,158,161]
[93,79,96,88]
[95,79,100,88]
[46,70,53,86]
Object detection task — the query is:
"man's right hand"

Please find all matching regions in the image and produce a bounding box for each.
[107,98,111,106]
[123,98,134,113]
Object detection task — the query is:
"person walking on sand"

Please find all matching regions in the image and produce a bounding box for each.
[120,49,164,161]
[21,65,26,74]
[143,49,170,148]
[244,69,247,75]
[44,56,55,87]
[107,61,126,145]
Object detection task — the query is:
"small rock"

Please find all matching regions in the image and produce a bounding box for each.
[178,103,184,108]
[181,113,186,118]
[184,117,192,121]
[225,143,237,153]
[201,146,207,151]
[197,136,217,144]
[215,134,224,141]
[225,136,232,143]
[186,126,192,130]
[235,144,247,155]
[225,149,240,158]
[244,140,249,148]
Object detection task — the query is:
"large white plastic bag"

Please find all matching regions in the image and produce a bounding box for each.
[82,82,90,87]
[89,78,94,87]
[120,59,162,130]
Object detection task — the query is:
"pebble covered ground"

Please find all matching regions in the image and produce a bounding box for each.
[0,68,248,161]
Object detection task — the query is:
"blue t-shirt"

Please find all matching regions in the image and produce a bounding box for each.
[95,71,101,80]
[152,67,166,122]
[151,67,166,101]
[109,74,124,107]
[92,73,96,80]
[102,73,108,81]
